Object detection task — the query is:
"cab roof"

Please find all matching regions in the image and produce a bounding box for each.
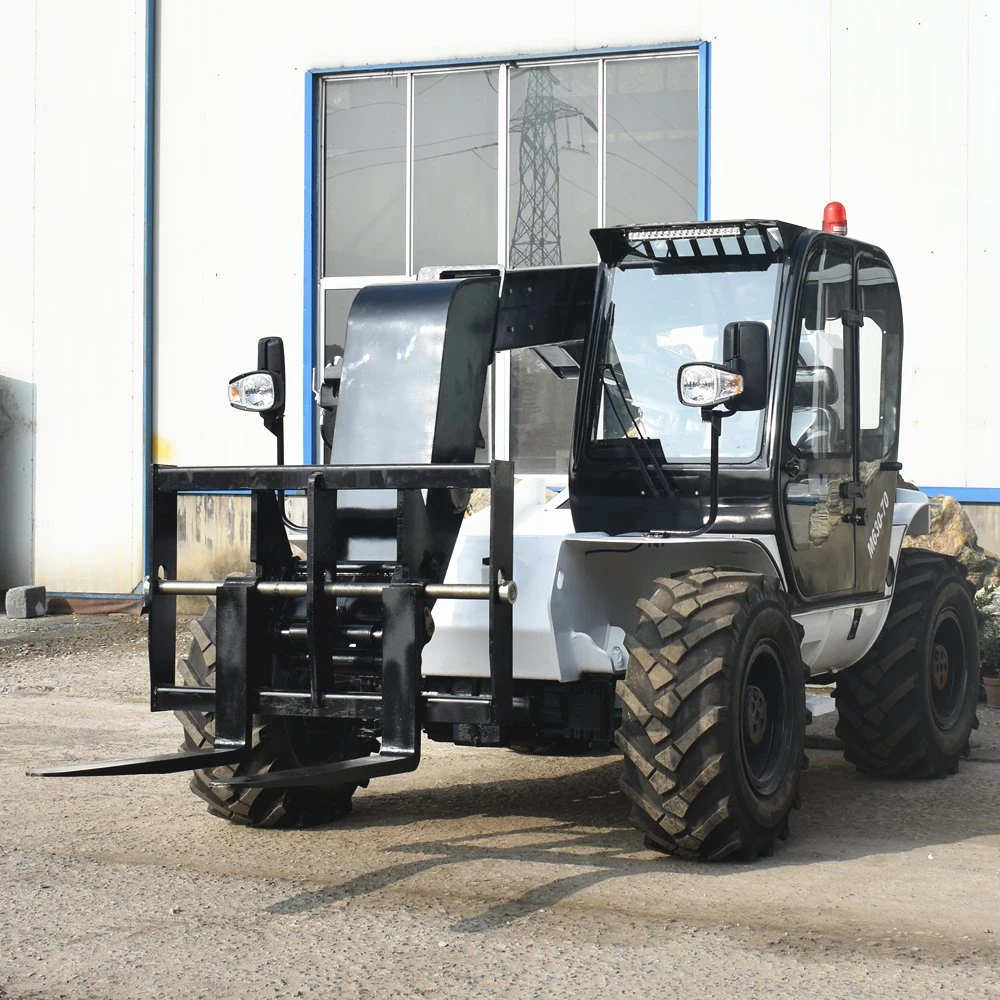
[590,220,808,269]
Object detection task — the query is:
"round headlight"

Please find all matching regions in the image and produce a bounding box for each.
[228,371,277,411]
[678,364,744,408]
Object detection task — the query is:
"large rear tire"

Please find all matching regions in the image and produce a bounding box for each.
[834,549,979,778]
[175,603,377,826]
[616,570,805,861]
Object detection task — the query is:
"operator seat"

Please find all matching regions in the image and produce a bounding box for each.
[792,365,840,456]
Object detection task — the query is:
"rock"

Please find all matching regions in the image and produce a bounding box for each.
[5,585,47,619]
[902,495,1000,589]
[465,488,494,517]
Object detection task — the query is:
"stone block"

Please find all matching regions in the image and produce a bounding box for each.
[5,585,46,619]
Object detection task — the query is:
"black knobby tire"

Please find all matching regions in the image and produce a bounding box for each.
[175,603,376,826]
[616,569,806,861]
[834,549,979,778]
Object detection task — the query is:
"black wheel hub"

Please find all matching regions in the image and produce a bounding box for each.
[931,644,950,690]
[744,685,768,746]
[739,641,793,797]
[929,610,967,730]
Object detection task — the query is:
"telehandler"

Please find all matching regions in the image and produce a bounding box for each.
[36,207,980,860]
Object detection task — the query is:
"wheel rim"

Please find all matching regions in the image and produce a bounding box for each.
[739,640,793,797]
[928,609,967,730]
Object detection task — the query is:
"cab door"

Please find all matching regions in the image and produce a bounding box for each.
[780,241,857,600]
[851,253,904,595]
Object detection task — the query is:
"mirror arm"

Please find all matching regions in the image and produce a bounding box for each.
[649,408,725,538]
[269,414,284,466]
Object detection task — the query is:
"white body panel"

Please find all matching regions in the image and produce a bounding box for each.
[424,485,930,683]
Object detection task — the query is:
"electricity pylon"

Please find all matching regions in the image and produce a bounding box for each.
[508,68,595,268]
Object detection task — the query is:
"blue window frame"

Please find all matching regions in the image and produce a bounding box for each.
[302,42,711,467]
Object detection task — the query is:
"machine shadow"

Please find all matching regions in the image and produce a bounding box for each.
[266,745,999,926]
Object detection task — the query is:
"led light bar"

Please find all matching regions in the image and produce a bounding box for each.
[627,225,742,241]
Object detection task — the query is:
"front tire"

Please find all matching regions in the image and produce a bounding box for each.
[175,603,377,826]
[834,549,979,778]
[616,570,805,861]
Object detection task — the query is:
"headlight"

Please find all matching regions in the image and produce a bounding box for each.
[228,371,282,412]
[677,363,744,408]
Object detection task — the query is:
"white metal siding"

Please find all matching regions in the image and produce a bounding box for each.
[4,1,1000,593]
[1,0,146,593]
[155,0,1000,493]
[0,1,38,589]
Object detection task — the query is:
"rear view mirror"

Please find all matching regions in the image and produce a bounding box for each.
[228,337,286,452]
[722,321,768,411]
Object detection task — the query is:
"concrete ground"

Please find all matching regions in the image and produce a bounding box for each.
[1,612,999,1000]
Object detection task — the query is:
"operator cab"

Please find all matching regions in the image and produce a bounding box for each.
[569,211,905,606]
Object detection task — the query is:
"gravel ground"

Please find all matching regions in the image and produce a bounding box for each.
[1,612,999,1000]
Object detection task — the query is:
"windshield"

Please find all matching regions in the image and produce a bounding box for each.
[596,263,780,461]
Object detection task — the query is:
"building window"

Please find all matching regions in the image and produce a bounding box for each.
[317,48,702,472]
[413,69,499,272]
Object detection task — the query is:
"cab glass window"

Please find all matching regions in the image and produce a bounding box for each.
[594,262,779,462]
[857,255,902,461]
[790,245,853,459]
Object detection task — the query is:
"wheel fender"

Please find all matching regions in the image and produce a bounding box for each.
[886,487,932,588]
[893,487,931,539]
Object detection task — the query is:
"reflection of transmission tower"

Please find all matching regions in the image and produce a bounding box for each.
[508,68,595,268]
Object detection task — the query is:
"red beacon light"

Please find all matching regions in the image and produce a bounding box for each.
[823,201,848,235]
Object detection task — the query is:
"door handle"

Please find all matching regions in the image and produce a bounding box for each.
[842,508,867,527]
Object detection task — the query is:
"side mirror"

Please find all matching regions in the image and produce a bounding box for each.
[228,337,286,425]
[256,337,286,437]
[722,320,768,411]
[675,320,769,411]
[228,337,286,463]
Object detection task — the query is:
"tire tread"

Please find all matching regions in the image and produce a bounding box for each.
[835,549,978,778]
[174,607,365,827]
[617,569,804,861]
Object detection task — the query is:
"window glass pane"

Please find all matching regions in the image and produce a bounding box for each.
[320,288,362,460]
[413,70,499,271]
[323,77,407,277]
[605,55,699,226]
[858,317,883,430]
[508,63,599,267]
[785,245,854,553]
[508,62,597,470]
[858,256,902,460]
[790,246,853,458]
[599,264,777,461]
[323,287,358,362]
[510,348,578,474]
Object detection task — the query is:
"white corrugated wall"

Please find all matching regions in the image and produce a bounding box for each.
[0,0,146,594]
[1,1,997,593]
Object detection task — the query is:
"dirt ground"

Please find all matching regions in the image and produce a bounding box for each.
[1,612,999,1000]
